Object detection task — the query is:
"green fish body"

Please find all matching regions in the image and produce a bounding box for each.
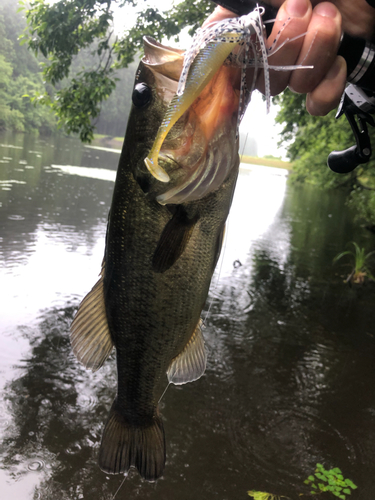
[71,36,240,481]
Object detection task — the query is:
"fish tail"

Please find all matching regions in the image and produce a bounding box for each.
[98,399,166,481]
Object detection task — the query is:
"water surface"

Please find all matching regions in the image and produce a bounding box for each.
[1,131,374,499]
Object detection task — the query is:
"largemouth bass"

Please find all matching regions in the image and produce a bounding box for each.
[70,31,244,480]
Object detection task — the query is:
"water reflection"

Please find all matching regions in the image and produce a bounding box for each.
[205,179,375,496]
[0,305,117,500]
[1,132,375,499]
[0,131,118,333]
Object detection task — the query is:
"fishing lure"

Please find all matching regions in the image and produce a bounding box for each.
[144,7,312,202]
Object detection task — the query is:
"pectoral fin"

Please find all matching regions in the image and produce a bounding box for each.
[70,264,114,372]
[167,321,206,385]
[152,206,199,273]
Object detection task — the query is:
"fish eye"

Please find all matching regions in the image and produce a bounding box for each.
[132,83,152,107]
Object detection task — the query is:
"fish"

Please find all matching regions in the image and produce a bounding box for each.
[70,5,313,481]
[70,6,282,481]
[70,34,242,481]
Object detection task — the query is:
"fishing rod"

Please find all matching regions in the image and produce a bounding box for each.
[211,0,375,174]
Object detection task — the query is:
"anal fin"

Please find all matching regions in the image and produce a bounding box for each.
[167,320,207,385]
[70,264,114,372]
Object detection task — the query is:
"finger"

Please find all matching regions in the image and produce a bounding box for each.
[288,2,342,94]
[257,0,313,95]
[324,0,375,39]
[306,55,346,115]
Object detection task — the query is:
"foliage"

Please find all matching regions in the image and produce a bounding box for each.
[274,91,355,187]
[333,241,375,284]
[248,492,285,500]
[303,463,357,499]
[347,185,375,228]
[113,0,214,68]
[0,0,56,135]
[274,89,375,225]
[20,0,214,142]
[247,464,357,500]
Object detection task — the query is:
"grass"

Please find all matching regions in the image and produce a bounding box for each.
[92,134,124,149]
[333,241,375,284]
[240,155,292,170]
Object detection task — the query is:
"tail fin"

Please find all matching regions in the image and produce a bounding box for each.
[98,399,166,481]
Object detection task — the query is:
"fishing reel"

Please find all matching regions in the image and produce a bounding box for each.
[211,0,375,173]
[327,85,375,174]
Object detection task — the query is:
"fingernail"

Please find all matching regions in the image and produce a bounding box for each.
[286,0,309,18]
[314,2,338,19]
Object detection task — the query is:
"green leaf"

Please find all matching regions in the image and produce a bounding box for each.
[332,492,342,499]
[345,480,357,489]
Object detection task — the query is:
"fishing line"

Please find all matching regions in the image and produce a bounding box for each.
[240,131,249,159]
[158,382,171,403]
[267,30,315,58]
[201,123,251,326]
[112,474,128,500]
[298,30,318,66]
[203,210,231,326]
[202,129,251,323]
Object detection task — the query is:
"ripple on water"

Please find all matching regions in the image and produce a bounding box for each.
[228,405,357,488]
[27,459,45,472]
[65,442,82,455]
[7,215,25,221]
[76,393,99,412]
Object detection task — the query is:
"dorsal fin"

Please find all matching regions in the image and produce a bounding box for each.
[167,321,206,385]
[70,264,114,372]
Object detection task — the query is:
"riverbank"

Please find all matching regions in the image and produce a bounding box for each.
[91,135,293,170]
[240,154,292,170]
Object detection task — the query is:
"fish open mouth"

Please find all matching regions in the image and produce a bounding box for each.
[142,36,242,205]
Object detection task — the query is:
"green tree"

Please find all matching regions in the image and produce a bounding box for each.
[275,89,375,226]
[21,0,214,142]
[0,0,57,134]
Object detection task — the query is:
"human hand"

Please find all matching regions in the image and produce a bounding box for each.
[203,1,375,116]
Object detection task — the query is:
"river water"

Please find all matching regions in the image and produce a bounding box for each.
[0,130,374,500]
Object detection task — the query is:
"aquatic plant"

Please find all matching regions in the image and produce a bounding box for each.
[248,463,357,500]
[333,241,375,284]
[303,463,357,499]
[247,492,285,500]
